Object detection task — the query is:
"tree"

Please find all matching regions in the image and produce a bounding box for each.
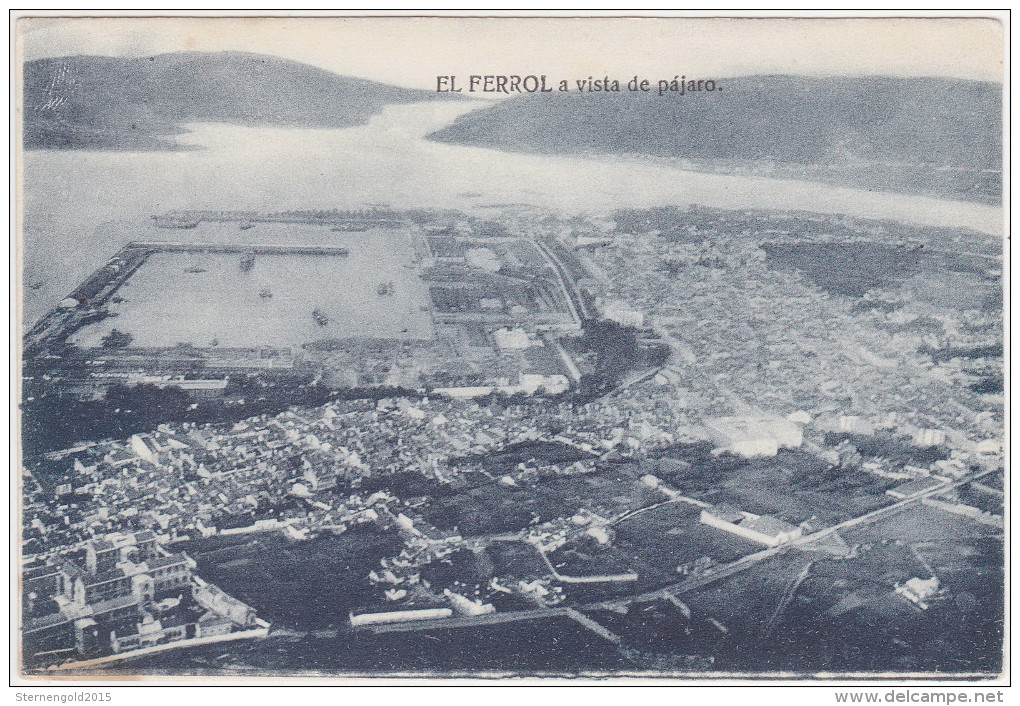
[100,329,133,349]
[583,320,640,386]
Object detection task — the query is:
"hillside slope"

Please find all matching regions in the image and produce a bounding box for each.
[24,51,457,150]
[428,75,1001,172]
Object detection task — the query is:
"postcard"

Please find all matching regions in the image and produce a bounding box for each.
[13,14,1006,684]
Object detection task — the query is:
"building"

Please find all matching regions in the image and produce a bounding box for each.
[895,577,942,609]
[913,428,947,448]
[86,530,159,573]
[444,590,496,617]
[110,614,189,653]
[465,247,501,272]
[145,554,194,594]
[705,416,803,458]
[192,578,258,627]
[196,610,236,638]
[700,506,803,547]
[492,327,533,350]
[22,531,198,662]
[516,373,570,395]
[886,476,944,499]
[834,415,876,436]
[349,607,453,627]
[601,300,645,328]
[975,439,1003,458]
[60,531,192,606]
[130,435,159,464]
[170,378,230,399]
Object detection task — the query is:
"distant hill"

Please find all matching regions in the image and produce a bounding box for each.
[23,51,459,150]
[428,75,1002,172]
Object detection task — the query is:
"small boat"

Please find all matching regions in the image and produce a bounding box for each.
[29,281,44,290]
[312,308,329,326]
[239,221,255,230]
[185,266,207,274]
[240,251,256,272]
[259,288,273,299]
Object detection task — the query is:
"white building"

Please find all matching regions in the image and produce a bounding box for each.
[445,590,495,617]
[913,428,947,448]
[516,374,570,395]
[129,435,158,464]
[700,506,803,547]
[601,300,645,328]
[705,416,803,458]
[492,327,534,350]
[349,607,453,627]
[839,415,876,436]
[895,577,941,609]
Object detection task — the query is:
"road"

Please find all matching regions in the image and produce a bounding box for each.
[755,558,814,644]
[349,467,997,637]
[583,466,998,612]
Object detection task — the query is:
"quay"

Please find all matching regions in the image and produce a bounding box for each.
[152,211,405,229]
[24,241,349,356]
[126,241,350,256]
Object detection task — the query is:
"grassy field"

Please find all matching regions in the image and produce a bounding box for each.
[424,465,645,536]
[674,502,1004,674]
[180,527,403,629]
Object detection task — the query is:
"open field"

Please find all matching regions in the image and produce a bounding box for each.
[425,466,646,536]
[179,528,404,630]
[613,503,762,588]
[670,502,1004,674]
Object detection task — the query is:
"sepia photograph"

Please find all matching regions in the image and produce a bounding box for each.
[12,13,1006,684]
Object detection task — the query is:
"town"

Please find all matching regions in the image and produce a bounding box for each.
[20,204,1003,674]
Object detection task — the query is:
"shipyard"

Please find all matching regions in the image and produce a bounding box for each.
[24,209,599,409]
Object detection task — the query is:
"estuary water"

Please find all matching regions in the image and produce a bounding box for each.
[21,100,1002,325]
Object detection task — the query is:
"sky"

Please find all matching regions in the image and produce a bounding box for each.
[17,15,1004,91]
